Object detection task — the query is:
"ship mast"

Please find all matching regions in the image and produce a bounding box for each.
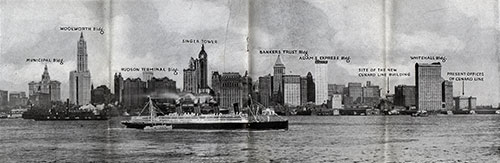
[148,96,155,122]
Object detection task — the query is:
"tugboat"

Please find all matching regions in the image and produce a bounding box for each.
[121,96,288,130]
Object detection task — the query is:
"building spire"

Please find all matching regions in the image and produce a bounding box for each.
[274,55,285,67]
[42,64,50,81]
[198,44,207,59]
[80,32,84,39]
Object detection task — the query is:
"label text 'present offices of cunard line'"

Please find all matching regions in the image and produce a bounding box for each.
[446,71,485,82]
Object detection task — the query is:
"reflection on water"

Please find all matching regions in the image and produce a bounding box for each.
[1,115,499,162]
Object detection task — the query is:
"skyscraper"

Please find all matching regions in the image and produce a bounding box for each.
[300,77,308,105]
[314,60,328,105]
[122,78,146,111]
[143,71,154,82]
[272,55,285,104]
[211,71,221,103]
[347,82,362,104]
[28,65,61,102]
[394,85,416,108]
[211,72,251,109]
[69,32,92,105]
[198,45,208,89]
[183,45,209,94]
[306,72,315,103]
[115,75,177,112]
[258,74,272,107]
[362,81,380,106]
[442,80,453,110]
[283,75,301,107]
[0,90,8,106]
[114,73,124,103]
[9,92,28,106]
[415,62,443,111]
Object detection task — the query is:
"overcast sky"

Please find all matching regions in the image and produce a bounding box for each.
[0,0,110,100]
[0,0,498,106]
[249,0,499,106]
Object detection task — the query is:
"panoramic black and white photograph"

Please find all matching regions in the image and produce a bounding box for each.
[0,0,499,162]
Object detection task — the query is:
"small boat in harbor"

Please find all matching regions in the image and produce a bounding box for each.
[411,110,429,117]
[121,97,288,130]
[144,125,172,130]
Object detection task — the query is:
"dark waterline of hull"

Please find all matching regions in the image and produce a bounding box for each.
[121,121,289,130]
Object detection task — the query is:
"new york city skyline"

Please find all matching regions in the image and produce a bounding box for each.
[0,0,498,107]
[1,1,500,162]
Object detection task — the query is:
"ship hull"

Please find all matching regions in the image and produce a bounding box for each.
[121,121,288,130]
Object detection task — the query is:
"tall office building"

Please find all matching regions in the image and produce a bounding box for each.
[415,62,444,111]
[115,75,177,111]
[362,81,380,106]
[183,45,209,93]
[272,55,285,104]
[146,77,177,97]
[328,84,345,96]
[10,92,28,106]
[122,78,146,111]
[394,85,416,108]
[442,80,454,110]
[211,71,222,103]
[69,32,92,105]
[347,82,362,104]
[143,71,154,81]
[0,90,7,107]
[211,72,251,109]
[258,75,273,106]
[300,77,308,105]
[314,60,328,105]
[28,65,61,102]
[283,75,301,107]
[306,72,315,103]
[114,73,124,103]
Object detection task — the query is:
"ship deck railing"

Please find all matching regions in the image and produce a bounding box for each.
[130,113,286,123]
[130,114,249,123]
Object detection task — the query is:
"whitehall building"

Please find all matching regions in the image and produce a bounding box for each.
[415,62,454,111]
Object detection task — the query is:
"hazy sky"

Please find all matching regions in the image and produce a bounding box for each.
[0,0,498,106]
[0,0,110,100]
[0,0,248,100]
[249,0,499,106]
[110,0,248,88]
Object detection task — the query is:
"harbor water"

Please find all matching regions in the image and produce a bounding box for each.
[1,115,499,162]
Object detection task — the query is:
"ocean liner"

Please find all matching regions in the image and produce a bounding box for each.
[121,97,288,130]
